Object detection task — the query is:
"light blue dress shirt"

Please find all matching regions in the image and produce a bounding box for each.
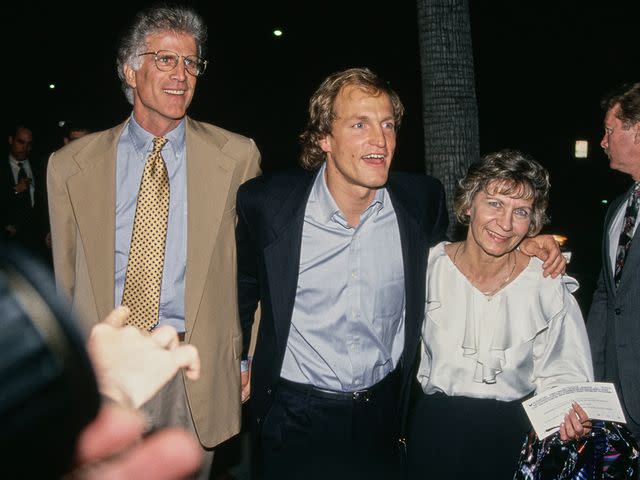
[280,165,406,391]
[114,116,187,332]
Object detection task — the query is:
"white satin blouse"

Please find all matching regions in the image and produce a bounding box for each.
[417,241,594,401]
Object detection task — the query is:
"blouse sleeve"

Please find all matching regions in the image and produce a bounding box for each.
[531,279,595,393]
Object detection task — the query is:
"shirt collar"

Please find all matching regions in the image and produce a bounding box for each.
[8,155,29,168]
[127,114,186,160]
[310,163,387,224]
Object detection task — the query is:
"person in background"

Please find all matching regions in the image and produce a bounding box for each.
[62,121,91,146]
[47,5,260,478]
[408,149,593,479]
[2,124,49,261]
[587,82,640,458]
[236,68,566,480]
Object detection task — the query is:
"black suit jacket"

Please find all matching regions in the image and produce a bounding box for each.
[587,185,640,434]
[0,157,48,257]
[236,168,448,437]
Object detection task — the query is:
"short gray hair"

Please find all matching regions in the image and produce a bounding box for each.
[454,149,550,236]
[116,4,207,105]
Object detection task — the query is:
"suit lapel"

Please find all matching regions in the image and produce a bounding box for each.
[386,180,425,366]
[263,171,316,351]
[184,118,236,331]
[66,124,123,319]
[2,160,14,188]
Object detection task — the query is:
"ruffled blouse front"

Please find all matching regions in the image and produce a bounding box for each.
[417,241,594,401]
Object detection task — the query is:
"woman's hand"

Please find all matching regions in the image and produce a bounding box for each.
[559,402,591,441]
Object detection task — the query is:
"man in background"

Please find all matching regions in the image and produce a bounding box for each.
[2,124,49,261]
[587,82,640,455]
[62,121,91,146]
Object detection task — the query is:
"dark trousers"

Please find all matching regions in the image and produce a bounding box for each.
[257,370,401,480]
[407,391,529,480]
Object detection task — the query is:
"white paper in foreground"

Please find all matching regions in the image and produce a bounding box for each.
[522,382,626,440]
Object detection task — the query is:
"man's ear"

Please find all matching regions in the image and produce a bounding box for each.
[318,135,331,153]
[123,64,137,89]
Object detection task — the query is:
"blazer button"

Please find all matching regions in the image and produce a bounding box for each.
[615,308,621,315]
[267,387,272,396]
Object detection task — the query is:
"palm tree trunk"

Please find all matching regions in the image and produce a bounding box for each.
[417,0,479,238]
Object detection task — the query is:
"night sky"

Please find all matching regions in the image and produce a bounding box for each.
[8,0,637,309]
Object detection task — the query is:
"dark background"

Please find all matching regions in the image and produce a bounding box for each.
[6,0,637,311]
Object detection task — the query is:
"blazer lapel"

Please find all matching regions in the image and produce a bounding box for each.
[263,171,316,351]
[66,124,123,319]
[387,183,426,366]
[184,118,236,331]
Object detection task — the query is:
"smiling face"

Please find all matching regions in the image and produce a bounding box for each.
[319,85,396,203]
[124,31,198,136]
[601,104,640,180]
[467,181,533,258]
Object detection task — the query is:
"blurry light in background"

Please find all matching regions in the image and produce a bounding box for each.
[552,234,571,263]
[58,121,66,128]
[575,140,588,158]
[552,234,568,247]
[49,83,56,89]
[601,199,608,204]
[273,29,283,37]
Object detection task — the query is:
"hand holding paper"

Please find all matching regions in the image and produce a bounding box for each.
[522,382,626,440]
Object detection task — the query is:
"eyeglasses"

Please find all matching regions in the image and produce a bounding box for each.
[138,50,208,77]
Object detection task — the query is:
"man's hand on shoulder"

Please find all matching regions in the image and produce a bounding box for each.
[520,234,566,278]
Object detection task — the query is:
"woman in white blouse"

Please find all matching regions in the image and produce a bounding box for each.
[407,149,594,479]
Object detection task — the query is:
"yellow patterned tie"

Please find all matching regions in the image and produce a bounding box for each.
[122,136,170,330]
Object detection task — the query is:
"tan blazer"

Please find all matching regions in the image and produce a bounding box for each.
[47,116,261,448]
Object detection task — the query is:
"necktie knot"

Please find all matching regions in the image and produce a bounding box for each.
[152,136,168,155]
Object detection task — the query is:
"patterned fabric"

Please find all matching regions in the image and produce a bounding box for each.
[614,183,640,288]
[122,137,170,331]
[514,421,639,479]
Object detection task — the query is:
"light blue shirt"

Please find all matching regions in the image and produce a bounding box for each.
[280,165,406,391]
[114,116,187,332]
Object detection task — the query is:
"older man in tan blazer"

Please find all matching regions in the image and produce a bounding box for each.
[47,5,260,478]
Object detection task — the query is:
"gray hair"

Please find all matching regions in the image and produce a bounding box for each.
[454,149,550,236]
[116,4,207,105]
